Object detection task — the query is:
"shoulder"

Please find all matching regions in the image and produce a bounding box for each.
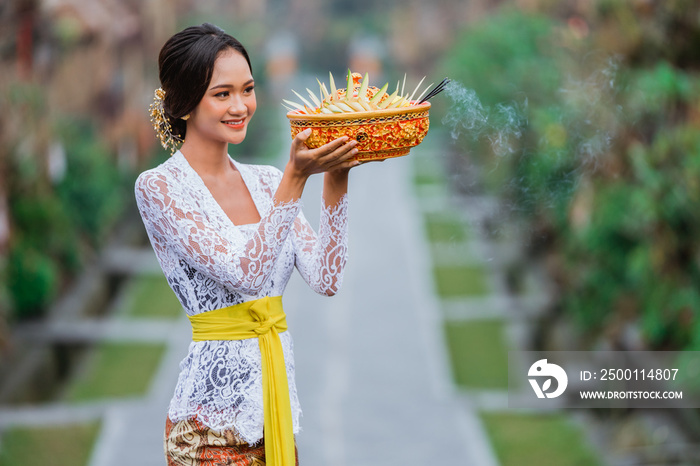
[135,156,181,197]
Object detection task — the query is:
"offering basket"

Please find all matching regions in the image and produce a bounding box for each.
[287,102,430,162]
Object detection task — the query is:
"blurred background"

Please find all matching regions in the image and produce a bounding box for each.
[1,0,700,464]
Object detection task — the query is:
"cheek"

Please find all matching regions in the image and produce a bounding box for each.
[192,100,218,121]
[248,94,257,115]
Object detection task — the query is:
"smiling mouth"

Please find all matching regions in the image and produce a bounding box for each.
[223,119,246,128]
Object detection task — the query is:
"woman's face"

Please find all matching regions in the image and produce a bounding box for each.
[187,49,256,146]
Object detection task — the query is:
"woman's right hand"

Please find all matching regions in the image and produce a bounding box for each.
[287,129,359,180]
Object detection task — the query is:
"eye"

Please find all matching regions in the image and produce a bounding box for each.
[215,91,229,98]
[245,85,255,94]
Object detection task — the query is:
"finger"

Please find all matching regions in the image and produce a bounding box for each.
[322,140,358,165]
[292,128,313,150]
[328,138,357,157]
[312,135,352,158]
[325,146,360,170]
[329,157,363,172]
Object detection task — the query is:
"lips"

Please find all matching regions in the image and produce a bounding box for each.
[223,118,246,129]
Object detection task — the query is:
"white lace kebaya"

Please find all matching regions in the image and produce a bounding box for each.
[134,151,348,445]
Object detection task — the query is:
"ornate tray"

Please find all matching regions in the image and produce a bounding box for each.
[287,102,430,162]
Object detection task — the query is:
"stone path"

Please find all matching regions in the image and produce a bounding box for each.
[286,155,498,465]
[87,317,190,466]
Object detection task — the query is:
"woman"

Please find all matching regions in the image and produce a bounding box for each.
[135,23,359,465]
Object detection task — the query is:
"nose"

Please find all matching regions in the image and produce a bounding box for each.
[228,95,247,115]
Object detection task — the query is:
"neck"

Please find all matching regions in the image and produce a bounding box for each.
[180,133,232,178]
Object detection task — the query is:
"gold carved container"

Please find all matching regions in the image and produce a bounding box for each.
[286,102,431,162]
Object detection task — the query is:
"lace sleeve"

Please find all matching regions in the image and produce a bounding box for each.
[292,194,349,296]
[134,170,301,296]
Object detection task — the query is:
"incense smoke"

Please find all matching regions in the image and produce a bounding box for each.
[438,57,622,238]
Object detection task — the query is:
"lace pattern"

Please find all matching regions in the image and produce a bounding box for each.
[134,151,348,444]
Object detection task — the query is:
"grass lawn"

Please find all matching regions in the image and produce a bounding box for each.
[412,147,447,187]
[414,167,446,186]
[481,412,602,466]
[424,212,470,243]
[63,342,166,401]
[444,319,509,389]
[120,274,182,319]
[0,422,100,466]
[433,265,490,297]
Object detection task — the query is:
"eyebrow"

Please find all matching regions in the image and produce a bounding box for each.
[209,79,255,91]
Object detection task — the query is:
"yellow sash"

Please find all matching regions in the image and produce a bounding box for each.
[188,296,294,466]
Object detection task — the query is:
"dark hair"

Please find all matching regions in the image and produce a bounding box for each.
[158,23,252,141]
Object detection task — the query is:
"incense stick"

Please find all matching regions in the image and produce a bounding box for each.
[418,78,451,104]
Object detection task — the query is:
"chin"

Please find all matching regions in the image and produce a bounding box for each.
[229,137,247,145]
[226,130,248,145]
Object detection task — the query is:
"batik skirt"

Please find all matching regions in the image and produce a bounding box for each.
[164,417,299,466]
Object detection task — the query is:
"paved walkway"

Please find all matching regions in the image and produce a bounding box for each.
[286,155,497,465]
[87,317,190,466]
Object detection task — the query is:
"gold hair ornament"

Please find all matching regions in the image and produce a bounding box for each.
[149,88,184,154]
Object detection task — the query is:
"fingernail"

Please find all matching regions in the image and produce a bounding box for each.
[303,128,312,135]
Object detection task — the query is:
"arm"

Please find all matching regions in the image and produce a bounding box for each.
[293,170,350,296]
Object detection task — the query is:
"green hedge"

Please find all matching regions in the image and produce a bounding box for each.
[438,4,700,350]
[5,116,131,320]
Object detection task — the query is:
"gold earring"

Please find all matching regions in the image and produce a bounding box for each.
[182,114,190,121]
